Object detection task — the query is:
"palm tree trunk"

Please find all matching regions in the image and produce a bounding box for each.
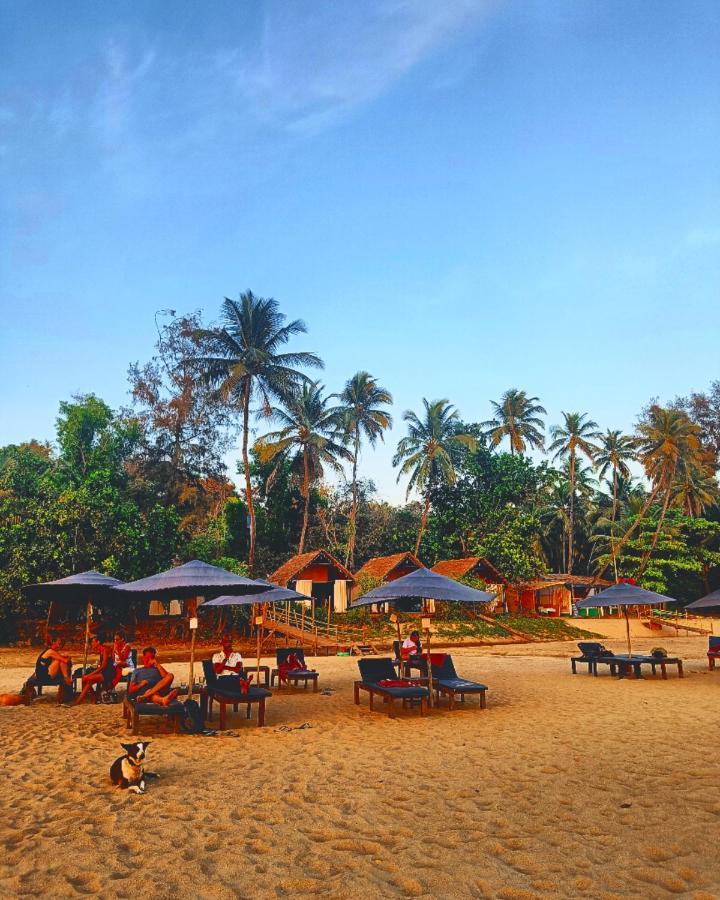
[611,466,619,581]
[568,449,575,574]
[241,382,256,576]
[299,447,310,554]
[637,465,676,576]
[345,428,360,568]
[415,492,431,557]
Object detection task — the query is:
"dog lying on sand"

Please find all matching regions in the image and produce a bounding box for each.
[0,682,36,706]
[110,741,159,794]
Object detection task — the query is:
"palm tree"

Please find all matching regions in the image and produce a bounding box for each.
[195,292,323,574]
[482,389,547,455]
[255,382,352,554]
[392,399,477,555]
[548,412,601,573]
[596,430,636,524]
[595,406,703,580]
[331,372,393,568]
[634,406,702,572]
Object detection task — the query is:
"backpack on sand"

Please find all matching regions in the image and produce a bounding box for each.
[180,698,204,733]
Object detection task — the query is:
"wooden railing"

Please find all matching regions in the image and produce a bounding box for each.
[269,604,369,649]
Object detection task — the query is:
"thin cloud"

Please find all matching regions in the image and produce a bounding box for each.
[234,0,494,134]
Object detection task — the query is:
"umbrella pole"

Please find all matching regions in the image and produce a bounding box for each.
[256,604,264,684]
[624,607,632,657]
[82,598,92,674]
[425,625,433,709]
[187,596,199,700]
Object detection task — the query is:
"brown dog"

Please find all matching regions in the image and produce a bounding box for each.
[0,682,36,706]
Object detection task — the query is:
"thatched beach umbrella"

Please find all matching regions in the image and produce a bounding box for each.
[23,570,125,672]
[575,582,677,657]
[113,561,270,698]
[352,568,495,706]
[685,589,720,612]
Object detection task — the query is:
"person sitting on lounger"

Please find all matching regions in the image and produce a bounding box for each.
[74,633,115,704]
[128,647,179,706]
[111,631,134,688]
[401,631,424,674]
[38,638,73,688]
[212,633,244,685]
[278,651,305,684]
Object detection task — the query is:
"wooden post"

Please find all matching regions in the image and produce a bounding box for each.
[255,605,264,683]
[187,596,199,699]
[424,622,433,708]
[82,598,93,674]
[624,607,632,657]
[314,626,318,656]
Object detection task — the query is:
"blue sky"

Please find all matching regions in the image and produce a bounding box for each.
[1,0,719,502]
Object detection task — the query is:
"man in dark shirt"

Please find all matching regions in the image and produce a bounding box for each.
[129,647,178,706]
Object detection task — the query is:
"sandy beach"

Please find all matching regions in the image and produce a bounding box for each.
[1,636,719,899]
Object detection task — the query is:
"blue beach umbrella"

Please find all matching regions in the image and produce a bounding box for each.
[576,582,676,656]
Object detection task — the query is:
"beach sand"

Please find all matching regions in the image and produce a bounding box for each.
[1,636,719,899]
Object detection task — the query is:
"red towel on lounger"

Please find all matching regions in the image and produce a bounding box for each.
[377,679,420,688]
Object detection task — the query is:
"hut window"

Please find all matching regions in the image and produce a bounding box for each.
[168,599,182,616]
[148,600,166,616]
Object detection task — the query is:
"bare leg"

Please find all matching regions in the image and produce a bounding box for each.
[147,689,179,707]
[137,673,175,702]
[75,672,103,704]
[48,659,72,685]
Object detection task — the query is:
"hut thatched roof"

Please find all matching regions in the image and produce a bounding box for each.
[431,557,508,585]
[354,552,423,581]
[268,550,355,587]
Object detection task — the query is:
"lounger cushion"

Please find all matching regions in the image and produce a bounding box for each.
[279,669,317,679]
[129,700,184,716]
[436,678,487,692]
[364,681,429,699]
[211,686,272,701]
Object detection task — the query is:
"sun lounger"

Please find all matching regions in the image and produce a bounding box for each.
[430,654,488,710]
[199,660,272,728]
[708,637,720,670]
[570,642,617,676]
[270,648,320,691]
[353,658,429,718]
[122,695,184,735]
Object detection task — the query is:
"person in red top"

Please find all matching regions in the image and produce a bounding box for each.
[74,634,115,704]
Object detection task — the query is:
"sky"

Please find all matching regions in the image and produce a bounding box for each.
[1,0,719,503]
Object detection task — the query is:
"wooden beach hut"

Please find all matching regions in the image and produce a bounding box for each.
[353,552,423,592]
[268,550,356,612]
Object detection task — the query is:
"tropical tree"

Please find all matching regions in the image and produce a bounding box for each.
[482,389,546,455]
[595,430,636,524]
[331,371,393,568]
[548,412,601,573]
[195,292,322,573]
[392,399,477,556]
[254,382,352,554]
[634,406,703,572]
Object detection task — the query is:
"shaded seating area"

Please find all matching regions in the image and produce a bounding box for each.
[200,660,272,728]
[271,648,320,691]
[708,636,720,670]
[122,695,184,735]
[354,658,429,718]
[570,642,617,675]
[430,655,488,709]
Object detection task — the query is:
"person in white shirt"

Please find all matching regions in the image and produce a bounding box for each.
[402,631,422,656]
[212,633,244,684]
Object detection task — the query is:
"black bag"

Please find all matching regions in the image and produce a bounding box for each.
[180,698,204,733]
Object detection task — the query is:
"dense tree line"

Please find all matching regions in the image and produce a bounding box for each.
[1,292,719,637]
